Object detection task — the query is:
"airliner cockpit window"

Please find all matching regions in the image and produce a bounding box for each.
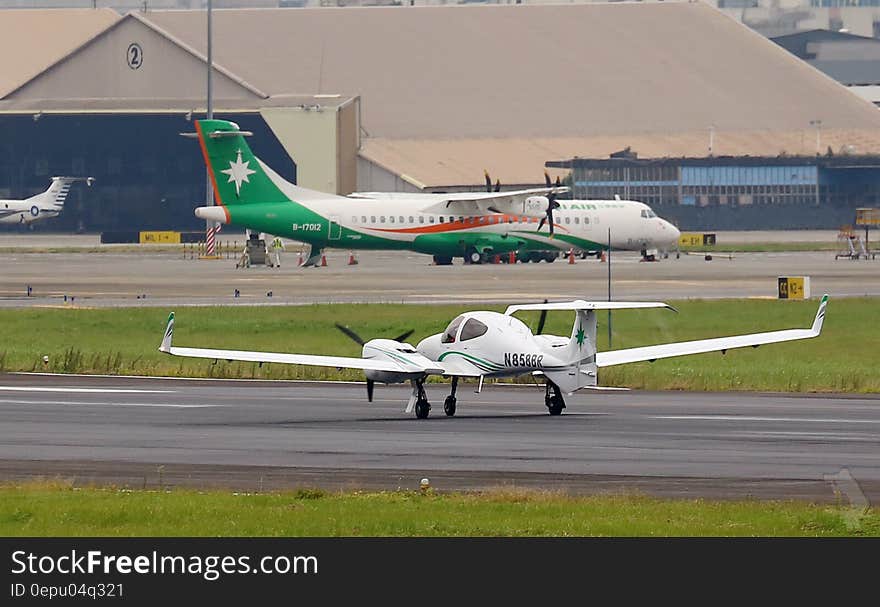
[459,318,488,341]
[441,315,465,343]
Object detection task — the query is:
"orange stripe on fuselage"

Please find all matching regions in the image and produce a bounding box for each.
[195,121,231,224]
[370,216,568,235]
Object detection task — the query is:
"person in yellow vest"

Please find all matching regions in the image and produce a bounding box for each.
[270,236,285,268]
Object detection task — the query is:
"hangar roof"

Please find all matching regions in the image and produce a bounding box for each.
[0,8,120,98]
[362,128,880,189]
[144,3,880,139]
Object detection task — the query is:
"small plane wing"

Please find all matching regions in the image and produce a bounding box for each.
[433,357,484,378]
[158,313,442,374]
[596,295,828,368]
[505,300,676,315]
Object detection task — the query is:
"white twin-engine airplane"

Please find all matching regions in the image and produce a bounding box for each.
[159,295,828,419]
[0,176,93,226]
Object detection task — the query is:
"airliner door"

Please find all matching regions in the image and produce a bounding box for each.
[328,215,342,240]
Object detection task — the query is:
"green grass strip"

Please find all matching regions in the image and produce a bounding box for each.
[0,297,876,392]
[1,483,877,537]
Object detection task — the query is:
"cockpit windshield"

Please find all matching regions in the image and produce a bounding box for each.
[459,318,488,341]
[441,315,465,343]
[640,208,657,219]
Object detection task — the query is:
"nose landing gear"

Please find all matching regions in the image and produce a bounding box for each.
[444,377,459,417]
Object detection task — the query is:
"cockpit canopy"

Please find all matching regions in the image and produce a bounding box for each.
[441,315,489,343]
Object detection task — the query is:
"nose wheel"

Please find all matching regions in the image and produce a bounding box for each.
[444,377,459,417]
[545,382,566,416]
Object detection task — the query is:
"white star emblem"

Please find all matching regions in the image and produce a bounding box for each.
[221,149,256,196]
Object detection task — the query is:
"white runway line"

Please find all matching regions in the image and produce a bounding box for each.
[0,386,175,394]
[651,415,880,424]
[0,398,215,408]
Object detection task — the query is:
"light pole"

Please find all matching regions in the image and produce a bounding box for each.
[809,119,822,156]
[708,124,715,157]
[204,0,216,257]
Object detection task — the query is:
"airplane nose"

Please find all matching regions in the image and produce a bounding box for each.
[661,220,680,244]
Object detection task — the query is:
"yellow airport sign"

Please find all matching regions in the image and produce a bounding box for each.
[679,232,716,247]
[139,231,181,244]
[856,208,880,226]
[778,276,811,300]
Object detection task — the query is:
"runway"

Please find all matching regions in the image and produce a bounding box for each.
[0,373,877,502]
[0,247,878,308]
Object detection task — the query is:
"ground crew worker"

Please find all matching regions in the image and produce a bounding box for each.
[271,236,285,268]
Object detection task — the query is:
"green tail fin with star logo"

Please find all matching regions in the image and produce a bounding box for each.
[195,119,290,206]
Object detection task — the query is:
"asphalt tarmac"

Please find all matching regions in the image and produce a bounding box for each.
[0,241,877,307]
[1,373,877,502]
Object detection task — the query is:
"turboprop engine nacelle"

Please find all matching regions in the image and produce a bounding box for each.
[523,195,551,218]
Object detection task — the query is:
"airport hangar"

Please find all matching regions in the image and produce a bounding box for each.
[2,3,880,232]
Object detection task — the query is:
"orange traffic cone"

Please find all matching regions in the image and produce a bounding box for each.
[321,253,328,267]
[568,249,575,264]
[508,251,516,264]
[348,251,358,265]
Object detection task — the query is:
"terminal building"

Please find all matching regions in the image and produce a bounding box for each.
[2,3,880,231]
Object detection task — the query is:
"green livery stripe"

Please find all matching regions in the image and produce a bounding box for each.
[438,351,504,372]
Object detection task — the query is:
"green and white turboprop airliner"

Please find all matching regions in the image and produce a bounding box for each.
[190,119,680,266]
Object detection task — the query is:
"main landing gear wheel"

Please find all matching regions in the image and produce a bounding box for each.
[545,382,566,416]
[444,396,457,417]
[415,399,431,419]
[413,378,431,419]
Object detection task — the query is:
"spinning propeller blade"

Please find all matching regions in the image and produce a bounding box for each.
[334,323,365,346]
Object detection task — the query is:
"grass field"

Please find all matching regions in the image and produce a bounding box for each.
[1,483,876,536]
[0,297,876,392]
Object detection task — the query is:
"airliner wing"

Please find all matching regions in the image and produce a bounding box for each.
[424,187,569,218]
[158,313,443,374]
[596,295,828,367]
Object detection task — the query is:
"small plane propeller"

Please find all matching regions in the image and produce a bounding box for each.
[535,299,549,335]
[334,323,414,403]
[334,323,414,346]
[537,171,562,237]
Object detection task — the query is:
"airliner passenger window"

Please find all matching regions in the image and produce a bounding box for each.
[430,216,435,223]
[459,319,489,341]
[371,216,376,223]
[400,216,405,223]
[361,216,367,223]
[441,316,465,343]
[419,216,425,224]
[380,216,386,223]
[409,216,414,223]
[390,216,395,223]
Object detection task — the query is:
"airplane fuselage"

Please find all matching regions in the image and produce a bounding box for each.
[205,195,679,258]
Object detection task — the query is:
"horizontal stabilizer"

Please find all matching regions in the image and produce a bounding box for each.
[505,300,676,315]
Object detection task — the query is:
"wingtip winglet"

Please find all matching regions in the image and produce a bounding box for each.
[159,312,175,353]
[811,294,829,335]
